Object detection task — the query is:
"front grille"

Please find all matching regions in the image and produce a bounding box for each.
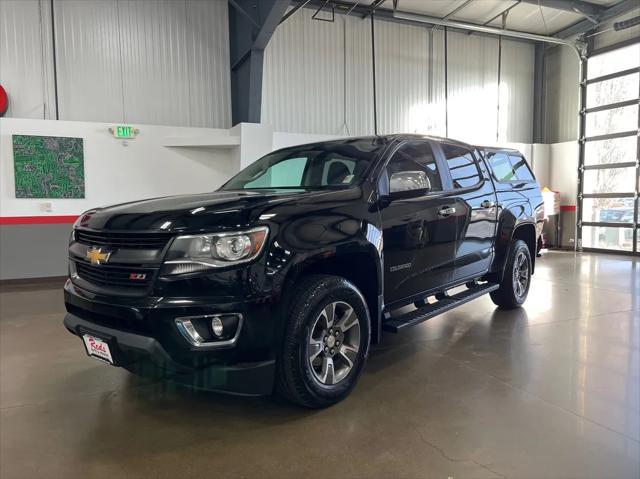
[75,261,155,289]
[75,229,172,250]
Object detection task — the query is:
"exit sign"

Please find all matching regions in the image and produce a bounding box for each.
[112,125,137,139]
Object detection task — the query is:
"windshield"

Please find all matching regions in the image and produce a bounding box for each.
[221,139,384,191]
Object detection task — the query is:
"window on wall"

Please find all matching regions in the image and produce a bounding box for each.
[579,42,640,254]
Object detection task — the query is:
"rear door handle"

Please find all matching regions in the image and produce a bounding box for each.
[481,200,496,209]
[438,207,456,217]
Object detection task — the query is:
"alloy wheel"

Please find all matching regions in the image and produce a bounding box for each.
[512,250,530,299]
[308,301,361,386]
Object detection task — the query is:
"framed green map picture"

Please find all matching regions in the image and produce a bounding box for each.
[12,135,85,198]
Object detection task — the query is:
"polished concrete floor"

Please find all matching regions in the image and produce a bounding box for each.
[1,251,638,479]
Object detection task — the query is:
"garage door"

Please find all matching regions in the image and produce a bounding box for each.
[578,41,640,255]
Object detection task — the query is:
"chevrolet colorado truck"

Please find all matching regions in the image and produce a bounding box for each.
[64,135,543,408]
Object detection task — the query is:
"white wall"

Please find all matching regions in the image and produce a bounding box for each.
[262,9,536,145]
[548,141,579,207]
[272,131,345,150]
[0,119,348,219]
[0,118,238,217]
[0,0,231,128]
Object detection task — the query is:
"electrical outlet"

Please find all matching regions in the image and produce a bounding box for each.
[40,202,53,212]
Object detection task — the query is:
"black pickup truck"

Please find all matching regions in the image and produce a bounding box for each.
[64,135,543,408]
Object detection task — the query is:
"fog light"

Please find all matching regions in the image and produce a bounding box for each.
[175,318,204,345]
[175,314,243,349]
[211,316,224,337]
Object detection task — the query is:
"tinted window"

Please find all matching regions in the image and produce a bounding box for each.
[321,157,356,186]
[486,151,535,183]
[487,152,517,182]
[509,155,535,182]
[222,139,382,190]
[245,157,307,188]
[387,142,442,192]
[442,144,482,188]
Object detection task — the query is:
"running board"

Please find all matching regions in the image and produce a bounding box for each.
[382,282,500,333]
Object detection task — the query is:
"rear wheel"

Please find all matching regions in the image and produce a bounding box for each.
[490,239,532,309]
[275,275,370,408]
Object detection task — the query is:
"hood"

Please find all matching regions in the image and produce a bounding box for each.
[76,188,362,232]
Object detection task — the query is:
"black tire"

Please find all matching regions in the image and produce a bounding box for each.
[275,274,371,408]
[490,239,532,309]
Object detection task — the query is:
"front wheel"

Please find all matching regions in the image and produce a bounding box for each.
[275,275,371,408]
[490,239,532,309]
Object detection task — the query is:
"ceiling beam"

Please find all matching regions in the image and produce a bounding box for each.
[280,0,312,24]
[362,0,387,18]
[228,0,290,125]
[554,0,639,38]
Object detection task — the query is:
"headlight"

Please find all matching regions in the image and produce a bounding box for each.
[162,226,269,275]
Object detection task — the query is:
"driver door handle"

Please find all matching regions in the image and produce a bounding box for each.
[481,200,496,209]
[438,206,456,217]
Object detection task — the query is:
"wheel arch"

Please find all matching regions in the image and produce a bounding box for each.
[489,219,538,282]
[511,223,537,274]
[283,248,383,345]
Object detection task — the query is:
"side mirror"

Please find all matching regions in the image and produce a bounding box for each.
[389,171,431,199]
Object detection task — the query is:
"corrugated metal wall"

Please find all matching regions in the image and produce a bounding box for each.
[447,30,499,143]
[499,38,535,144]
[0,0,230,128]
[543,44,579,143]
[261,11,374,136]
[263,10,536,144]
[0,0,55,119]
[374,21,446,136]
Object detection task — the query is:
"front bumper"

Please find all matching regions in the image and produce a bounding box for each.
[63,280,278,395]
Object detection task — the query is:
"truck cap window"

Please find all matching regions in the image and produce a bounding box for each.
[486,151,535,183]
[509,155,535,182]
[442,144,482,189]
[488,153,516,182]
[386,142,442,192]
[221,139,383,191]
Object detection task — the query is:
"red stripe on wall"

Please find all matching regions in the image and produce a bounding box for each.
[560,205,577,212]
[0,215,78,225]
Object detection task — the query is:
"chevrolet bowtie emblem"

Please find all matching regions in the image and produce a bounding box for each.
[86,247,111,265]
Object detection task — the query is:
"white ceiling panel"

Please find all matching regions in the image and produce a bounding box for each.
[388,0,471,18]
[337,0,602,36]
[449,0,519,24]
[489,3,584,35]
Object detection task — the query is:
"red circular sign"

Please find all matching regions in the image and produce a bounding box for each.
[0,85,7,117]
